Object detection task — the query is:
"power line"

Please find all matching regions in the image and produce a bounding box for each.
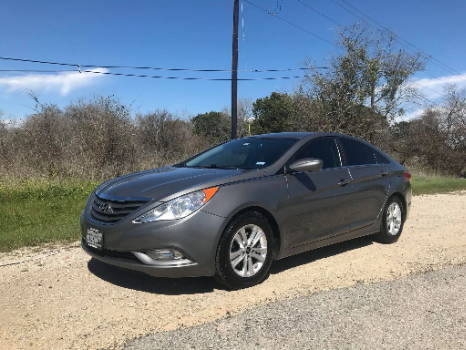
[0,68,437,105]
[243,0,336,47]
[245,0,438,107]
[331,0,461,75]
[0,68,440,104]
[0,56,326,73]
[0,69,75,73]
[0,68,311,81]
[295,0,447,104]
[77,69,312,81]
[295,0,341,27]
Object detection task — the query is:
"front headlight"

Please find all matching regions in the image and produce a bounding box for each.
[133,186,219,223]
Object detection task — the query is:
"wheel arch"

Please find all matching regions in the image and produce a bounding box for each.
[224,205,282,259]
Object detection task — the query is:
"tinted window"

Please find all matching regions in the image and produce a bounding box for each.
[183,137,297,169]
[292,137,340,169]
[374,150,390,164]
[340,138,377,166]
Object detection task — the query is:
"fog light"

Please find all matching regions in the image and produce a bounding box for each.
[145,249,184,261]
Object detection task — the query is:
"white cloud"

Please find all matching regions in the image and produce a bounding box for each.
[407,72,466,99]
[398,72,466,121]
[0,118,24,128]
[402,108,425,121]
[0,68,108,96]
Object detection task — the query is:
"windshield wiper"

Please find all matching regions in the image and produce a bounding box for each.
[199,164,241,169]
[180,163,242,169]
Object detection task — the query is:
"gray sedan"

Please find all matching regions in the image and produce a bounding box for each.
[81,132,411,289]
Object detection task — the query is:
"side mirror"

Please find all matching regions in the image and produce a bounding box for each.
[288,158,323,173]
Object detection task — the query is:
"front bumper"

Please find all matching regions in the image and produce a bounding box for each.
[80,209,227,278]
[82,241,210,277]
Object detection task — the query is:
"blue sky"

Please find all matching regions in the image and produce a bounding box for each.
[1,0,466,121]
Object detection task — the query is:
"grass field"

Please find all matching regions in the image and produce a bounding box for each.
[0,179,98,252]
[411,176,466,195]
[1,175,465,252]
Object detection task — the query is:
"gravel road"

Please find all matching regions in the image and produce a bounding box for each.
[125,264,466,350]
[0,192,465,350]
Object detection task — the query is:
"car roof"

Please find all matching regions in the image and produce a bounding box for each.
[248,132,341,140]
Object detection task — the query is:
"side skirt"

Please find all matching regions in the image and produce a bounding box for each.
[278,224,379,260]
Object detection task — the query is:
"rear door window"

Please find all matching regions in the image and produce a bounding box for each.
[339,137,377,166]
[292,137,340,169]
[374,150,390,164]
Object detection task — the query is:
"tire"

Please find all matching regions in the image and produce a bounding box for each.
[373,196,405,244]
[215,211,274,290]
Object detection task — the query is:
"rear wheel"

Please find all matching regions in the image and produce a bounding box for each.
[373,196,405,244]
[215,211,274,289]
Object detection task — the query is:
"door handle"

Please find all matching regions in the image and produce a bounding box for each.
[337,178,352,186]
[380,171,389,177]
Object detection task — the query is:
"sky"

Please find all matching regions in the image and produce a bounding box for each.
[1,0,466,121]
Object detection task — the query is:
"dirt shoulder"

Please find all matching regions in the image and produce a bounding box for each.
[1,192,465,350]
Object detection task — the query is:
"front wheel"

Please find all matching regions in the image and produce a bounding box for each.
[373,196,405,244]
[215,211,274,290]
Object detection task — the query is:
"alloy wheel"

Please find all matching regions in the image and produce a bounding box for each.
[386,202,402,236]
[229,224,268,277]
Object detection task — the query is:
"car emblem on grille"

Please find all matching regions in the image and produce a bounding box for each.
[98,202,114,214]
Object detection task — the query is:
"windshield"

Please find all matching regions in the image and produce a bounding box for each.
[180,137,297,170]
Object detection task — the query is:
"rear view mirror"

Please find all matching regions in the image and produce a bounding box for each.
[289,158,323,173]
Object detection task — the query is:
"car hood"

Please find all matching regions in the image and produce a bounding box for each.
[96,166,249,201]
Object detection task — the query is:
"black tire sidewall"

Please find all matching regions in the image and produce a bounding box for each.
[377,196,405,243]
[215,211,274,289]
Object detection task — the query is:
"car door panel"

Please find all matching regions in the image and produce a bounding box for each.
[346,165,389,230]
[278,136,359,250]
[282,166,355,248]
[337,137,391,232]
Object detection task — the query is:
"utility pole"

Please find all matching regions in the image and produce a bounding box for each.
[230,0,239,139]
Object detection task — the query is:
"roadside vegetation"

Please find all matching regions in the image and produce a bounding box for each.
[1,27,465,181]
[1,26,464,252]
[0,179,97,252]
[1,175,465,252]
[411,176,466,196]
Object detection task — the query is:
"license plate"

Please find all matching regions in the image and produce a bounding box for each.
[86,227,103,249]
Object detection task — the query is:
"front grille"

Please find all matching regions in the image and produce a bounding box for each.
[91,194,149,223]
[83,240,139,261]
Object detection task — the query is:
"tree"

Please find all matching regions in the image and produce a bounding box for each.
[302,25,424,145]
[400,88,466,176]
[137,110,195,163]
[20,104,67,177]
[237,98,254,137]
[65,97,135,178]
[389,120,413,165]
[220,98,253,137]
[251,92,295,134]
[192,111,230,143]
